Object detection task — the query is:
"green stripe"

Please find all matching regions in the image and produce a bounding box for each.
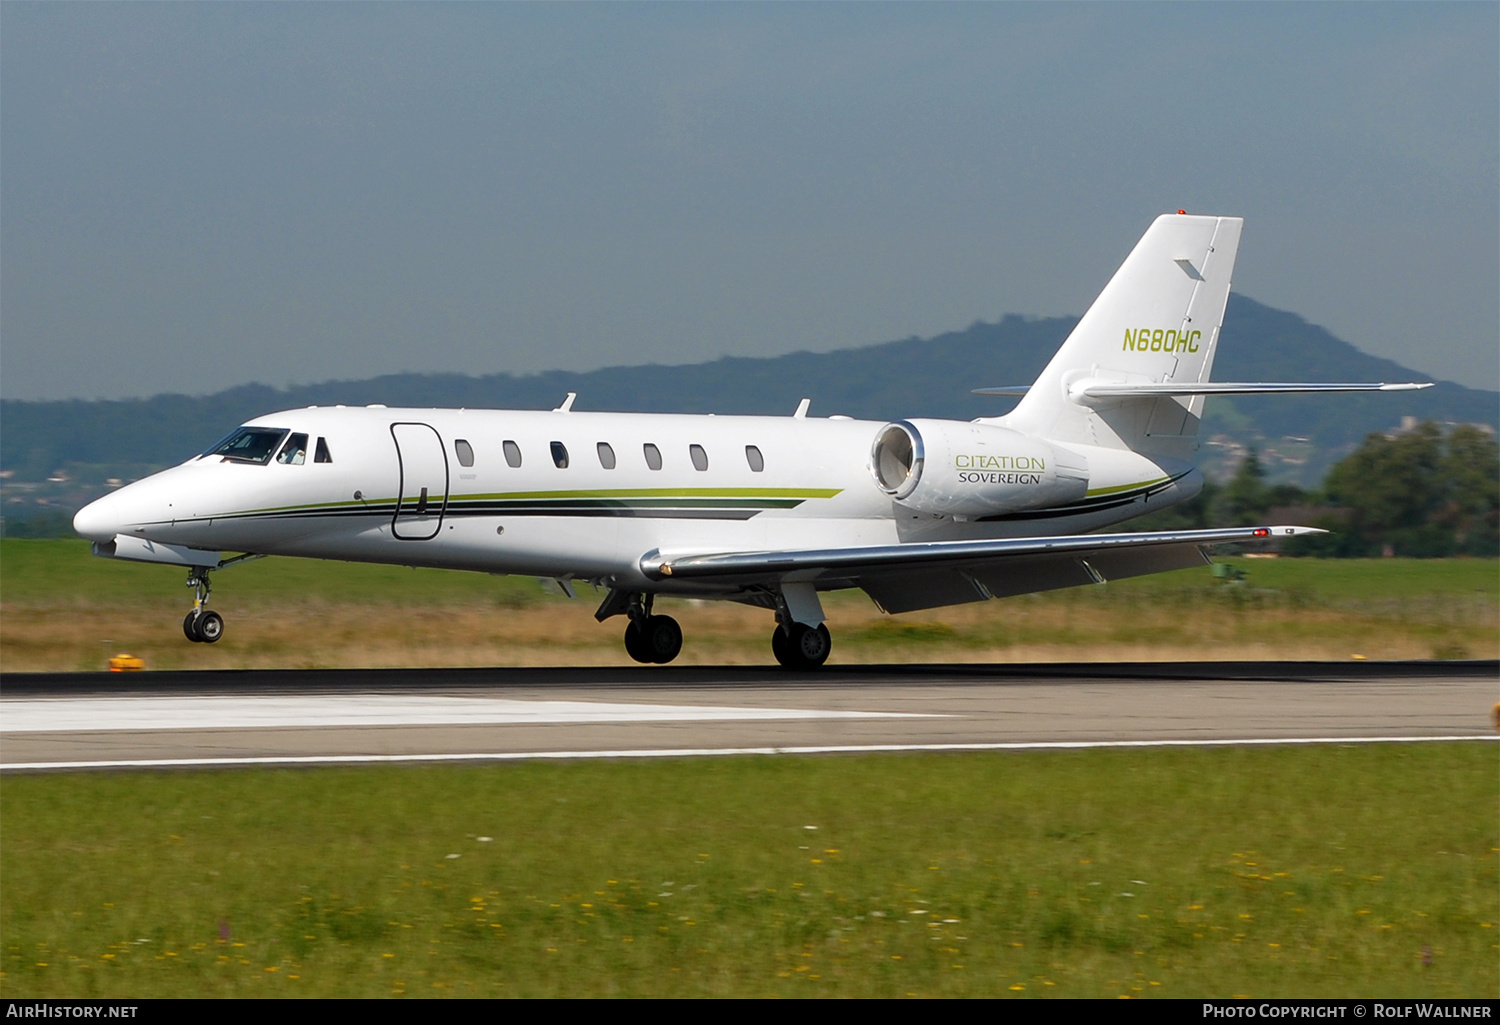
[1084,477,1169,498]
[237,497,398,515]
[234,487,841,517]
[468,498,805,509]
[459,487,842,501]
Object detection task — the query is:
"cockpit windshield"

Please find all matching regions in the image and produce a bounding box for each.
[204,427,290,465]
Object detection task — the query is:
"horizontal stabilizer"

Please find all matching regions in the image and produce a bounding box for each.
[972,386,1031,396]
[1070,381,1432,400]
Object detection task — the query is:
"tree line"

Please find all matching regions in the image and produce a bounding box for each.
[1137,421,1499,557]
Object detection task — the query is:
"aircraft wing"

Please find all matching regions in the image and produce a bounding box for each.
[640,525,1323,613]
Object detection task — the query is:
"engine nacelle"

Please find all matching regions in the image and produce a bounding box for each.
[869,419,1089,517]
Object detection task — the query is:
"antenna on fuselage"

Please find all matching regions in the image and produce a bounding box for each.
[554,392,577,413]
[793,398,811,418]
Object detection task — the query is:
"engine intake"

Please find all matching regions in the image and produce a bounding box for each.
[870,419,1089,517]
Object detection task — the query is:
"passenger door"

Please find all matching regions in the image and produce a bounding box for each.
[390,423,449,540]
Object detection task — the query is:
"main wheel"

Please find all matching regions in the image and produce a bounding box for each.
[641,615,683,664]
[183,611,203,643]
[773,622,831,669]
[196,610,225,644]
[623,621,653,664]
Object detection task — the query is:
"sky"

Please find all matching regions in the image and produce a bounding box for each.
[2,3,1496,402]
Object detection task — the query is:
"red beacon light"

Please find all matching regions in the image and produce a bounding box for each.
[1253,528,1270,537]
[1178,209,1187,215]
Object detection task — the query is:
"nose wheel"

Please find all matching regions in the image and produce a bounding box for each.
[182,570,225,643]
[183,609,225,643]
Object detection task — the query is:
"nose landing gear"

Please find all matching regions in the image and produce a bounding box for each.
[182,569,224,643]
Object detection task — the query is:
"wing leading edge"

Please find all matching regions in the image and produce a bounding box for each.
[640,525,1323,614]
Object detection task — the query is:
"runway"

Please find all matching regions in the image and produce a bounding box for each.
[2,661,1495,771]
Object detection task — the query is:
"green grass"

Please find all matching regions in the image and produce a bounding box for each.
[0,539,553,608]
[3,539,1495,608]
[2,744,1495,998]
[1114,556,1499,603]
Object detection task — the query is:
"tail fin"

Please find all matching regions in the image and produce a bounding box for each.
[1000,213,1243,459]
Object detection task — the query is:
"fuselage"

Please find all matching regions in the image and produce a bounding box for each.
[73,404,1199,597]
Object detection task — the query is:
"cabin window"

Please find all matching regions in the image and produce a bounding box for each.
[643,443,663,471]
[597,442,616,469]
[315,437,333,464]
[745,445,764,472]
[689,444,709,471]
[503,440,522,468]
[205,427,287,465]
[550,441,569,468]
[454,439,475,467]
[275,433,309,465]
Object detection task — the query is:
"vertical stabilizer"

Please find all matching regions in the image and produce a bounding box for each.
[1000,213,1243,459]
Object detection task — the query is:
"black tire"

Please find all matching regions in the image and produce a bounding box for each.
[183,612,203,643]
[771,625,793,667]
[196,610,225,644]
[642,615,683,664]
[623,621,652,664]
[773,622,831,669]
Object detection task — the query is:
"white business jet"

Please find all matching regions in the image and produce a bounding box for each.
[73,213,1428,667]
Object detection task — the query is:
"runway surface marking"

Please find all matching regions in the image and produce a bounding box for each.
[4,735,1494,772]
[0,694,940,733]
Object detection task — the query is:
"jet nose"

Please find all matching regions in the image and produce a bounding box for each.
[73,491,131,543]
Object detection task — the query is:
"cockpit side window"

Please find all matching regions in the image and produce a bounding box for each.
[206,427,288,465]
[315,437,333,464]
[276,433,309,465]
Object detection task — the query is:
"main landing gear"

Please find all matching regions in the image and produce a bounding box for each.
[597,586,831,668]
[621,594,683,664]
[182,568,224,644]
[770,621,831,670]
[767,582,832,670]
